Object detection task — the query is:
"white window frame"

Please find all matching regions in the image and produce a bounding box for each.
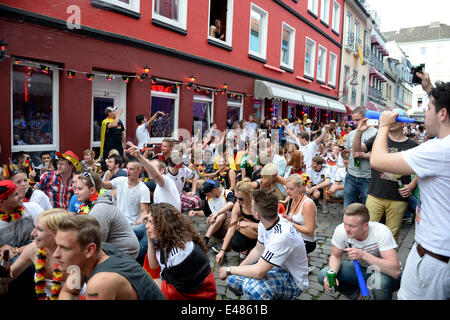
[320,0,330,25]
[193,92,214,133]
[304,37,316,78]
[149,89,180,144]
[328,51,337,87]
[317,45,327,82]
[152,0,187,31]
[208,0,234,47]
[332,0,340,33]
[227,95,244,122]
[11,61,59,153]
[249,3,268,60]
[308,0,319,16]
[97,0,140,14]
[280,22,296,70]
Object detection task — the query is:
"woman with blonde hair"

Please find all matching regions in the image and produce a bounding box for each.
[214,178,259,264]
[284,174,317,257]
[10,208,70,300]
[251,163,287,200]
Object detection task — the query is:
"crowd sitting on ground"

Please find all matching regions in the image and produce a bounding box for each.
[0,71,448,301]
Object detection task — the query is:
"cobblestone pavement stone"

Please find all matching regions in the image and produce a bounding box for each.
[189,201,414,301]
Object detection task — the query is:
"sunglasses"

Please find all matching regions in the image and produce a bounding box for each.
[237,197,245,201]
[81,172,96,187]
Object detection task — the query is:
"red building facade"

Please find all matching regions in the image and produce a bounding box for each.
[0,0,345,163]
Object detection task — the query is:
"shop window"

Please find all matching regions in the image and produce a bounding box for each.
[153,0,187,32]
[193,89,213,134]
[280,22,295,70]
[226,93,243,129]
[150,80,179,142]
[208,0,234,47]
[249,3,268,60]
[12,61,59,152]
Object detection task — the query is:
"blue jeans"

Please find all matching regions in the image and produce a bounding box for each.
[403,194,418,219]
[343,173,371,208]
[318,261,401,300]
[132,224,148,265]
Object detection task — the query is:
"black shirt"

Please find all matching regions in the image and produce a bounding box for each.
[365,135,418,202]
[104,120,124,152]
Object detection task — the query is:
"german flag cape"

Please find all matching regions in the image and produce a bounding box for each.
[100,118,114,158]
[3,159,15,178]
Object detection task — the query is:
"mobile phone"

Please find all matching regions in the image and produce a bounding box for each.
[367,119,379,126]
[44,162,50,169]
[411,64,425,84]
[338,146,346,149]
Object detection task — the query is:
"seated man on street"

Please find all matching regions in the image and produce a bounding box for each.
[305,156,331,212]
[318,203,401,300]
[219,189,309,300]
[103,153,127,182]
[188,179,236,247]
[324,149,349,204]
[54,214,165,300]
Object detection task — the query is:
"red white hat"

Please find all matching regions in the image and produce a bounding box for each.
[0,180,18,201]
[56,150,82,171]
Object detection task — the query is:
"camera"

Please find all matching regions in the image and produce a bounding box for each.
[411,64,425,84]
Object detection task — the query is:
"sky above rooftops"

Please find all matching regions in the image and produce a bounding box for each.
[367,0,450,32]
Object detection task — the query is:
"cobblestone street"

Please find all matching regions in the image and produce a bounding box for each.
[190,202,415,301]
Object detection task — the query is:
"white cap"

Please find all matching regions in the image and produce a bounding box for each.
[330,120,336,123]
[305,119,312,124]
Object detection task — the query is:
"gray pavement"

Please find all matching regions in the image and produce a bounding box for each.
[189,202,415,300]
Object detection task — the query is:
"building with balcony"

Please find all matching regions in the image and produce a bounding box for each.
[383,41,413,111]
[367,26,389,111]
[339,0,372,112]
[384,22,450,111]
[0,0,347,163]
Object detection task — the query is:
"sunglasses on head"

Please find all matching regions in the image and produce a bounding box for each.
[81,172,96,187]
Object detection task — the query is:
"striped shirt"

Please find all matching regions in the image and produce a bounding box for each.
[36,171,74,209]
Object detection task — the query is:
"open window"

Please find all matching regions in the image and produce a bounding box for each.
[208,0,234,48]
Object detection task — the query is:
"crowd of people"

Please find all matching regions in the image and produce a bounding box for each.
[0,71,448,301]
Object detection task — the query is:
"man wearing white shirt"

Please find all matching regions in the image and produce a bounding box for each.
[370,73,450,300]
[282,122,328,169]
[219,189,308,300]
[135,112,164,150]
[318,203,401,300]
[245,114,258,140]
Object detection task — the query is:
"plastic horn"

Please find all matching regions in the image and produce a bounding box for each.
[352,259,370,298]
[365,110,417,124]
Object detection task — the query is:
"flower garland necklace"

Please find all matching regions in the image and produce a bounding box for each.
[34,248,62,300]
[0,206,24,222]
[78,192,99,214]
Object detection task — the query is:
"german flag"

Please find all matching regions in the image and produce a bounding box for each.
[2,160,15,178]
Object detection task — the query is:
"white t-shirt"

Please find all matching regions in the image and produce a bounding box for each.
[156,241,194,273]
[297,140,318,169]
[306,165,329,186]
[110,177,150,225]
[30,189,53,211]
[402,134,450,256]
[334,166,347,185]
[258,217,309,290]
[332,221,397,267]
[153,175,182,212]
[136,123,151,150]
[166,166,195,194]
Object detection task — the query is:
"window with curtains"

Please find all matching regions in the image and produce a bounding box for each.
[249,3,268,60]
[320,0,330,25]
[328,52,337,87]
[152,0,187,31]
[281,22,295,70]
[12,61,59,152]
[304,37,316,78]
[317,45,327,82]
[332,0,340,33]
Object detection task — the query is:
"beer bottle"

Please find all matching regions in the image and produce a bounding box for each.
[0,250,11,295]
[354,156,360,167]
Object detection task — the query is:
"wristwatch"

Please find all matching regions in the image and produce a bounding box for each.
[226,267,232,276]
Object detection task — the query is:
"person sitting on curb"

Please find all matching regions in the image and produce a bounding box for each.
[54,214,165,300]
[219,189,309,300]
[215,178,259,263]
[143,203,217,300]
[188,180,237,247]
[317,203,401,300]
